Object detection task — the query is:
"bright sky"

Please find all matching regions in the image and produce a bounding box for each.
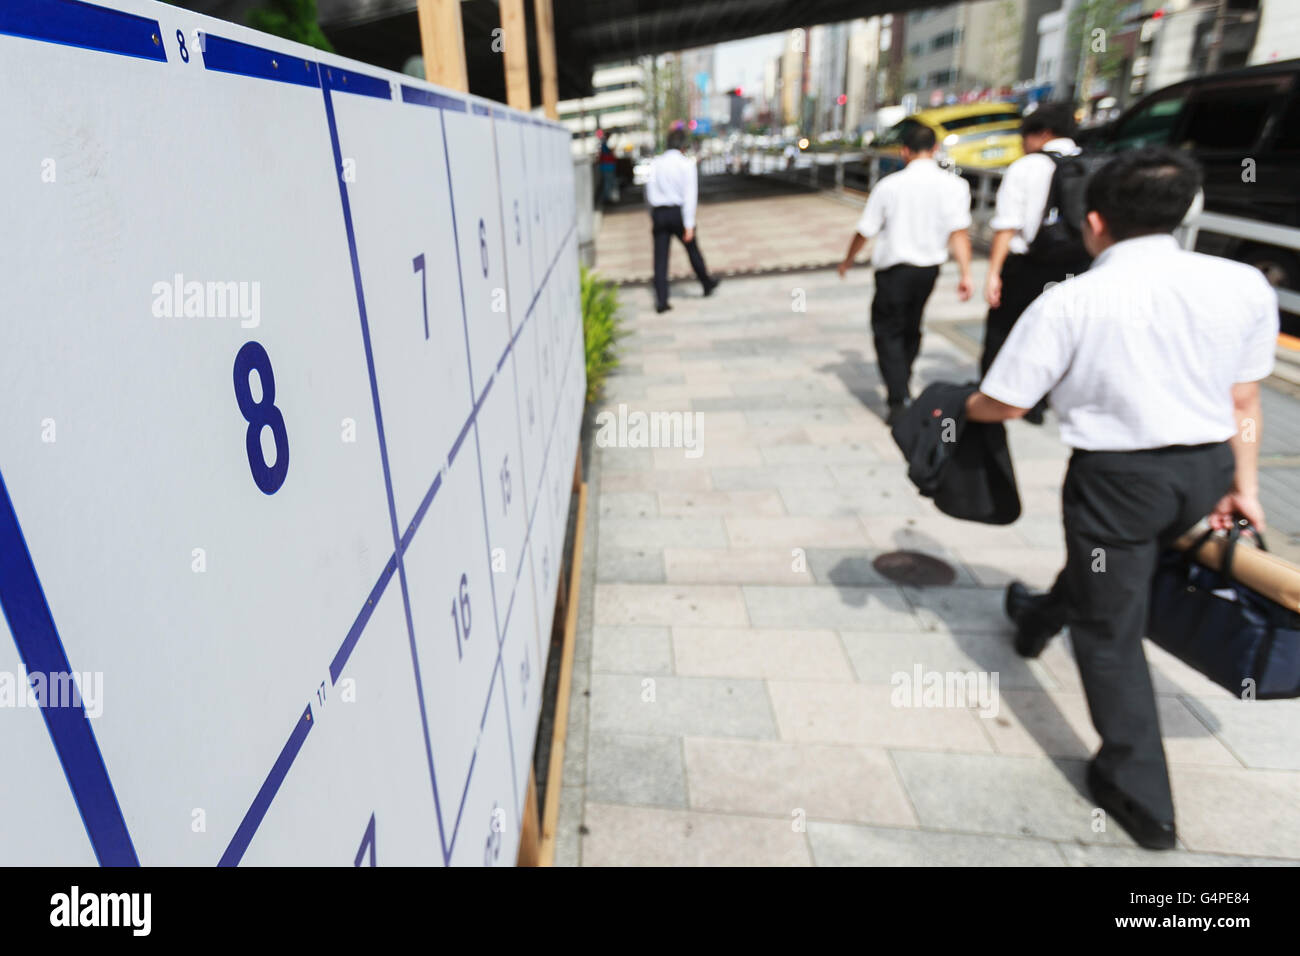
[709,32,786,96]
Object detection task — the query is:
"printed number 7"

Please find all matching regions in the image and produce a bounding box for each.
[413,254,428,339]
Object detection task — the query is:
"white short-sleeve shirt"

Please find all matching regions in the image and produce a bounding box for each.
[856,157,972,270]
[980,234,1279,451]
[646,149,700,228]
[989,138,1079,255]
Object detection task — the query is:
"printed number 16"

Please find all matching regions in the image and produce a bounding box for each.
[451,573,471,659]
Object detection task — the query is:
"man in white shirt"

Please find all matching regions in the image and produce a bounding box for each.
[967,148,1279,849]
[646,128,718,313]
[838,124,974,424]
[982,104,1091,423]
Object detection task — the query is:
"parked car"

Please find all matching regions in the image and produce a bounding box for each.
[1089,58,1300,316]
[874,103,1024,173]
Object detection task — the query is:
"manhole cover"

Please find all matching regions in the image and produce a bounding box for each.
[872,550,956,587]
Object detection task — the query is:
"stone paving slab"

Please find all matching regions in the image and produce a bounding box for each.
[557,234,1300,867]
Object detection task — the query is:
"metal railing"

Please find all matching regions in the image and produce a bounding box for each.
[726,147,1299,320]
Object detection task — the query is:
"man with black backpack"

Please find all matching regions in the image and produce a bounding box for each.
[982,104,1105,423]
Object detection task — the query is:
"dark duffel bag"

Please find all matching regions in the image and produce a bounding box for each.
[1147,523,1300,700]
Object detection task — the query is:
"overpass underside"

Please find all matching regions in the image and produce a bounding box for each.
[314,0,947,107]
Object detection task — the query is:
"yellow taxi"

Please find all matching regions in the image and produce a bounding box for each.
[875,102,1024,171]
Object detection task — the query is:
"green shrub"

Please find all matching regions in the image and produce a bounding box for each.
[580,266,623,404]
[246,0,335,52]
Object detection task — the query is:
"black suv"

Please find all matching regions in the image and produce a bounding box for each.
[1088,59,1300,328]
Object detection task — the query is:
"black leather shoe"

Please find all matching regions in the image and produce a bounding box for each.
[703,278,720,297]
[1087,763,1177,850]
[885,401,908,427]
[1004,580,1065,658]
[655,302,673,314]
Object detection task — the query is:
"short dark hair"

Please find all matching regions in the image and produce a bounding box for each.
[1085,147,1203,240]
[667,128,687,151]
[901,123,936,153]
[1022,103,1076,140]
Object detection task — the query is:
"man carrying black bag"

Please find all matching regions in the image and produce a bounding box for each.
[964,148,1279,849]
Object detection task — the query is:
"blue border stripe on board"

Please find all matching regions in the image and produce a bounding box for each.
[202,33,319,88]
[0,0,166,62]
[0,469,138,866]
[471,103,491,117]
[321,65,391,100]
[218,706,313,867]
[401,85,466,112]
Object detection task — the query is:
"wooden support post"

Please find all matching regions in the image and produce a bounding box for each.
[533,0,559,120]
[417,0,468,92]
[516,769,541,866]
[537,446,587,866]
[500,0,531,111]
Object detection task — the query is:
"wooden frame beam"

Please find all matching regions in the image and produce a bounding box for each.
[533,0,559,119]
[417,0,468,91]
[500,0,531,110]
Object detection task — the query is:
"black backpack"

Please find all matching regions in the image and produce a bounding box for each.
[1026,150,1111,265]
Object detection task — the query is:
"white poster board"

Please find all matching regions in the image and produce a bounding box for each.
[0,0,585,866]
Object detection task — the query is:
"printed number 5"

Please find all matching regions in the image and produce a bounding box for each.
[233,341,289,494]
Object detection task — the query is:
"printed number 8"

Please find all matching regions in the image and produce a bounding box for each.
[233,341,290,494]
[176,29,189,63]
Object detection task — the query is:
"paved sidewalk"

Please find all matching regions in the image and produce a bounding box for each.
[555,261,1300,867]
[594,176,860,284]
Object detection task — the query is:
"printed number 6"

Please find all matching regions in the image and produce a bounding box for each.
[233,341,289,494]
[478,218,488,278]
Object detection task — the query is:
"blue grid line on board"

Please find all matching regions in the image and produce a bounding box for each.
[318,70,453,864]
[397,471,444,555]
[216,706,312,867]
[3,13,582,867]
[436,100,519,843]
[218,206,577,864]
[329,552,399,683]
[0,0,167,62]
[448,372,495,467]
[487,110,535,660]
[0,469,139,866]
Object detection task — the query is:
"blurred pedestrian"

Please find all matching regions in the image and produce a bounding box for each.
[966,148,1279,849]
[647,128,718,314]
[838,123,974,425]
[981,103,1093,424]
[598,136,618,204]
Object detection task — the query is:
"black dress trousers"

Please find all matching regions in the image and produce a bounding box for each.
[870,263,940,406]
[651,205,711,308]
[980,252,1091,376]
[1057,441,1234,823]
